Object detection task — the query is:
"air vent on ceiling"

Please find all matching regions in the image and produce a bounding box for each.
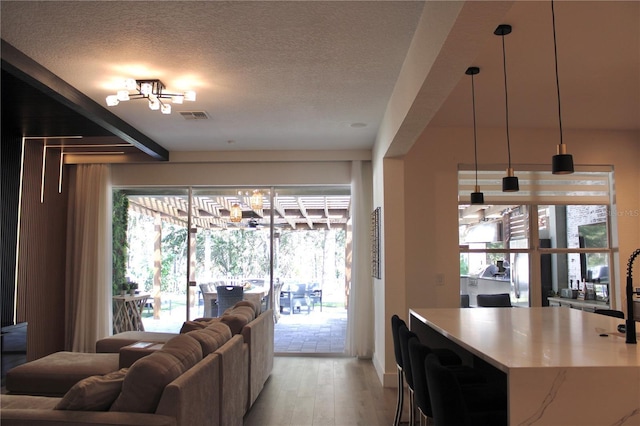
[179,111,209,120]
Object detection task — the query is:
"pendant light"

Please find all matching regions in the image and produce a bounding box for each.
[466,66,484,205]
[229,203,242,223]
[250,190,263,210]
[495,24,519,192]
[550,0,575,174]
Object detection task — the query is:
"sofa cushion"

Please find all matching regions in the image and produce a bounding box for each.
[159,334,203,371]
[5,351,120,396]
[230,304,256,321]
[235,299,259,316]
[179,320,209,334]
[110,352,186,413]
[219,313,250,335]
[1,394,62,410]
[186,323,232,356]
[55,368,128,411]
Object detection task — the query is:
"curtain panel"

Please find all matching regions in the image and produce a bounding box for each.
[345,160,374,357]
[65,164,112,352]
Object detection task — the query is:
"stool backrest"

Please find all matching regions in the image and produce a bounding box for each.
[391,315,405,369]
[476,293,512,307]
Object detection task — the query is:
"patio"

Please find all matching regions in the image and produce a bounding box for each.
[141,295,348,355]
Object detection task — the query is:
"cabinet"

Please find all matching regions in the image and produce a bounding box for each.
[547,296,609,312]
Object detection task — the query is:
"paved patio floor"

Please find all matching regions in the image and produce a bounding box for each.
[274,306,347,354]
[141,299,348,355]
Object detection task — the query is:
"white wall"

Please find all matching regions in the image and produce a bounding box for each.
[111,160,353,187]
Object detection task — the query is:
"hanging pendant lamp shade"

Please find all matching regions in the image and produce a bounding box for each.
[550,0,574,174]
[503,167,520,192]
[250,190,263,210]
[495,24,519,193]
[466,66,484,205]
[230,203,242,223]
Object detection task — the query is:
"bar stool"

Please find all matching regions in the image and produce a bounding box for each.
[425,354,507,426]
[390,315,406,426]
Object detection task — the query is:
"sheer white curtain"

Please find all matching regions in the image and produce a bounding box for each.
[65,164,112,352]
[345,160,374,357]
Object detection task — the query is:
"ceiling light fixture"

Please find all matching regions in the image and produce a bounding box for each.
[495,24,519,192]
[106,79,196,115]
[466,66,484,205]
[549,0,575,174]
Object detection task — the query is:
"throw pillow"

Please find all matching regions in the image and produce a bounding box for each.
[219,313,250,335]
[55,368,128,411]
[179,320,208,334]
[110,352,184,413]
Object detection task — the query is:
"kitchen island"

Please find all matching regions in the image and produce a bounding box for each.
[409,307,640,425]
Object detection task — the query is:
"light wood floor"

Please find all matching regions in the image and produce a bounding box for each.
[244,356,403,426]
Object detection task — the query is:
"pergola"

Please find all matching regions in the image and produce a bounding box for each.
[125,190,352,231]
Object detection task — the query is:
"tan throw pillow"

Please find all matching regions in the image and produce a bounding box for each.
[110,352,185,413]
[55,368,127,411]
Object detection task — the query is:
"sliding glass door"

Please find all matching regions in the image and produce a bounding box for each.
[115,184,352,348]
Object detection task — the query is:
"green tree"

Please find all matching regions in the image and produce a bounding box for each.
[112,191,129,294]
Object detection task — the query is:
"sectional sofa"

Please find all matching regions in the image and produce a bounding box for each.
[0,302,274,426]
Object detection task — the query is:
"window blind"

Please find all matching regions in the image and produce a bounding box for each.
[458,165,612,205]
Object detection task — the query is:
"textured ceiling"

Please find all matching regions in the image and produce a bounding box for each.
[1,0,424,152]
[1,1,638,156]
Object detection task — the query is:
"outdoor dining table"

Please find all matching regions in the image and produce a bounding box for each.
[200,285,267,317]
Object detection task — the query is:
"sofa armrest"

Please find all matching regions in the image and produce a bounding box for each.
[156,352,221,426]
[241,309,274,408]
[0,410,176,426]
[214,334,246,425]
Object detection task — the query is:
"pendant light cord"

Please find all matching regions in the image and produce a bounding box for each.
[471,73,479,186]
[551,0,564,146]
[500,32,512,169]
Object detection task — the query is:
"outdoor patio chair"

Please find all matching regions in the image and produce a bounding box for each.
[291,283,311,314]
[200,283,218,317]
[216,285,244,315]
[309,288,322,311]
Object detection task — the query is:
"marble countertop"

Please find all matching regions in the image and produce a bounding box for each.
[410,307,640,372]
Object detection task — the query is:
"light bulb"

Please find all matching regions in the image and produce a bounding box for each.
[172,95,184,104]
[123,79,137,90]
[106,95,119,106]
[140,82,153,96]
[117,90,130,101]
[161,104,171,114]
[149,98,160,110]
[183,91,196,102]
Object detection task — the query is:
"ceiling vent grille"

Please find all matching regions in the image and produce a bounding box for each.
[179,111,209,120]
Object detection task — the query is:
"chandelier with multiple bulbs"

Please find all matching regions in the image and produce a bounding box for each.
[105,79,196,115]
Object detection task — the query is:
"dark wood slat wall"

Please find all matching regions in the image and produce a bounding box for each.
[1,130,22,327]
[17,141,68,360]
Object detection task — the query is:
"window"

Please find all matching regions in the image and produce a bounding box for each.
[458,166,615,308]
